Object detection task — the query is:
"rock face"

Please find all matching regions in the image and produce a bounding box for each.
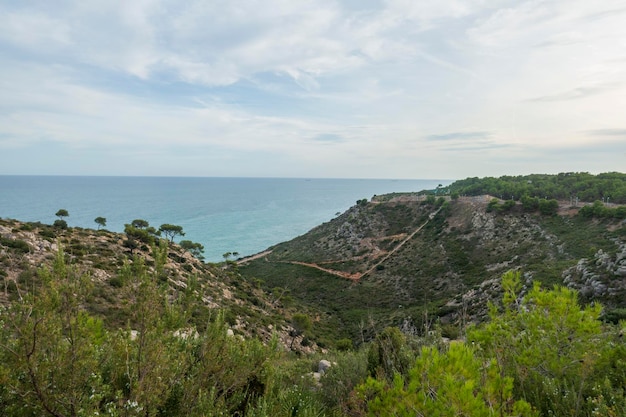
[563,240,626,301]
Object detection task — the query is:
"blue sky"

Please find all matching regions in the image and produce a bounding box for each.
[1,0,625,179]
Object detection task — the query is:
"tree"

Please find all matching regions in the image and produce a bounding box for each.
[52,209,69,229]
[159,224,185,243]
[538,198,559,215]
[179,240,205,261]
[290,313,312,348]
[124,224,155,253]
[131,219,150,229]
[94,216,106,230]
[55,209,69,219]
[53,219,68,229]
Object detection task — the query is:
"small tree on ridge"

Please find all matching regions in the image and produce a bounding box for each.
[94,216,106,230]
[159,224,185,242]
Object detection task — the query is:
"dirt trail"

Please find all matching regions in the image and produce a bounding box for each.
[285,261,362,281]
[278,207,443,282]
[360,206,442,279]
[237,250,272,264]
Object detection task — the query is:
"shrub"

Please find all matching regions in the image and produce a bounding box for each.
[0,237,30,254]
[367,327,411,379]
[468,270,626,416]
[53,219,68,229]
[336,338,353,351]
[355,342,534,416]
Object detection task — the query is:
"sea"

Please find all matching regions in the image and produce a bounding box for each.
[0,176,452,262]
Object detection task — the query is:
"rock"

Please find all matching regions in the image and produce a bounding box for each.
[174,328,199,339]
[318,359,332,374]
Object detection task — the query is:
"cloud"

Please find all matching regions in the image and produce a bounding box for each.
[425,131,491,141]
[0,9,71,50]
[528,83,620,102]
[586,129,626,137]
[311,133,345,143]
[1,1,626,178]
[437,141,512,152]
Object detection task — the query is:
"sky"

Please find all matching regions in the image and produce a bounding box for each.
[0,0,625,179]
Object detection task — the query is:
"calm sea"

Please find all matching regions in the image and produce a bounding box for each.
[0,176,451,262]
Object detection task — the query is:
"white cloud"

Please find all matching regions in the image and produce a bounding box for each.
[0,0,625,178]
[0,10,71,50]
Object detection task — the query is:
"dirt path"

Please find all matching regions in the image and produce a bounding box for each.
[360,206,442,279]
[278,207,443,282]
[236,250,272,264]
[285,261,362,281]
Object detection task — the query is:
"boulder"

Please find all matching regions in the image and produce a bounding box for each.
[318,359,332,374]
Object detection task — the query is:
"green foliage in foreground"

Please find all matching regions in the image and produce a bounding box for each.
[0,246,311,417]
[357,342,535,416]
[1,248,625,416]
[468,271,626,417]
[349,271,626,417]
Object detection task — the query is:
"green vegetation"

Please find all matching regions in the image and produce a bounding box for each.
[180,240,205,261]
[131,218,150,229]
[468,271,626,416]
[123,223,155,253]
[357,342,535,416]
[0,247,280,416]
[241,181,626,346]
[159,223,185,242]
[1,173,626,416]
[94,216,107,229]
[53,219,68,229]
[0,236,30,254]
[449,171,626,203]
[580,200,626,219]
[2,248,624,416]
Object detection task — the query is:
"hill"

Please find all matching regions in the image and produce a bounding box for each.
[240,191,626,344]
[1,172,626,416]
[0,218,316,351]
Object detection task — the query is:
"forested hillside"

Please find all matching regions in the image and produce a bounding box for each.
[448,171,626,203]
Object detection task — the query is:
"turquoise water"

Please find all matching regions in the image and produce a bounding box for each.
[0,176,451,261]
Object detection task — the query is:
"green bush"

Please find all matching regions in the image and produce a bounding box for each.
[53,219,68,229]
[367,327,411,379]
[355,342,534,416]
[0,237,30,254]
[468,270,626,416]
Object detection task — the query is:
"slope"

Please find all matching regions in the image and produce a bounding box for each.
[239,195,626,345]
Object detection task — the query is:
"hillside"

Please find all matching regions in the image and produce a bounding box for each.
[0,218,314,351]
[2,173,626,416]
[240,194,626,343]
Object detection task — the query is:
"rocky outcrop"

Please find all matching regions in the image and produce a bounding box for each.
[563,240,626,302]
